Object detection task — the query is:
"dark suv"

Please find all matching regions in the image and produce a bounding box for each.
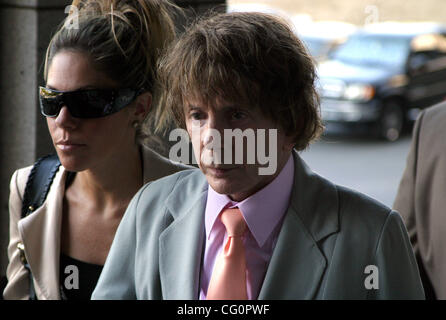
[318,22,446,141]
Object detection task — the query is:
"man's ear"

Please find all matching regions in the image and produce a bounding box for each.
[283,135,296,153]
[277,122,296,153]
[133,92,152,121]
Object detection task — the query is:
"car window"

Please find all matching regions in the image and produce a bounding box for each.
[331,34,411,68]
[409,33,446,72]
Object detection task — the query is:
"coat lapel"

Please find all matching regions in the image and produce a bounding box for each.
[158,170,208,299]
[258,205,327,299]
[259,151,339,299]
[17,167,66,300]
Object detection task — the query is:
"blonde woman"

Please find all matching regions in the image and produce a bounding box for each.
[3,0,189,300]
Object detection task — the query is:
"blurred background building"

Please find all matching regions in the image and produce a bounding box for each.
[228,0,446,25]
[2,0,446,281]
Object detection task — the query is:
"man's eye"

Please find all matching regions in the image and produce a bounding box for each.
[231,111,246,120]
[190,112,204,120]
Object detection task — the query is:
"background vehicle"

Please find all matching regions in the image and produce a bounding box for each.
[318,22,446,141]
[295,20,357,62]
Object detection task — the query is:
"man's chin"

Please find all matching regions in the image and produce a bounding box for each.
[206,177,237,195]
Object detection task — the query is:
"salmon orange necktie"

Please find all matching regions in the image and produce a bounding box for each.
[206,208,248,300]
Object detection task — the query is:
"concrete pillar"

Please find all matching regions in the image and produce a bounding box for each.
[0,0,225,282]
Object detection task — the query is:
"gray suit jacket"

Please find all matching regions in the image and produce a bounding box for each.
[92,151,424,299]
[394,102,446,299]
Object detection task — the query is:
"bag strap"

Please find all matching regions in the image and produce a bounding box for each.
[19,154,61,300]
[21,154,61,218]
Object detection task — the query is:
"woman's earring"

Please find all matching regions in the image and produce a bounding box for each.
[132,121,140,129]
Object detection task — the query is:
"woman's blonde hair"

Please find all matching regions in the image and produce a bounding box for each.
[157,12,324,151]
[44,0,180,145]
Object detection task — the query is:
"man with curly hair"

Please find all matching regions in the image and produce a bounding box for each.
[93,12,424,300]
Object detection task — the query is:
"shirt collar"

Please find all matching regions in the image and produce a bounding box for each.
[204,154,295,247]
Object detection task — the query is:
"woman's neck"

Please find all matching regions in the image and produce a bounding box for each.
[67,144,143,215]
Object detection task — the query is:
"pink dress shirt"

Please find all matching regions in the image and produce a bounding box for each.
[199,154,295,300]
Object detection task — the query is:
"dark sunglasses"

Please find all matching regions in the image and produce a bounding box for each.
[39,86,143,118]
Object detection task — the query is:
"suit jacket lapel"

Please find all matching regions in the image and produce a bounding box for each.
[18,167,66,300]
[258,205,326,299]
[159,170,208,299]
[259,151,339,299]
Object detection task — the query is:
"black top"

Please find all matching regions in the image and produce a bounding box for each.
[59,253,103,300]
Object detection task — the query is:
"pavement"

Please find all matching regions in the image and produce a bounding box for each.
[300,132,412,208]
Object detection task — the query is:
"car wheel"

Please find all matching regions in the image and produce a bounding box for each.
[378,100,404,142]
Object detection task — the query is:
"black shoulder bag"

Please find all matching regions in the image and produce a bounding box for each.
[18,154,62,300]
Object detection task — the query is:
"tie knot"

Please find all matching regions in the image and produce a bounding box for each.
[220,208,246,237]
